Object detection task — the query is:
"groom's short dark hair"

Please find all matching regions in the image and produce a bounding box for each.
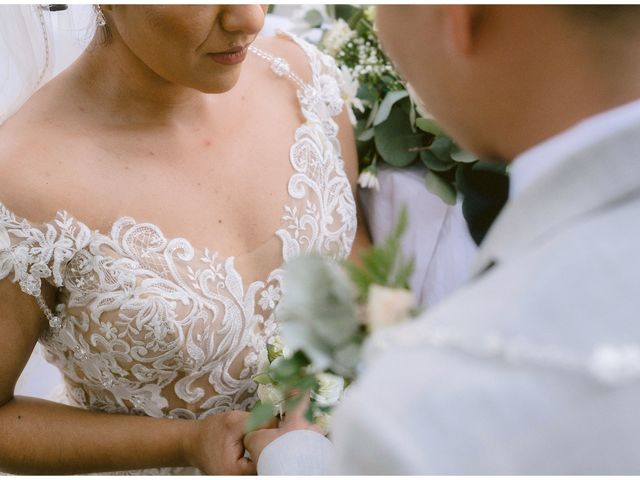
[562,5,640,25]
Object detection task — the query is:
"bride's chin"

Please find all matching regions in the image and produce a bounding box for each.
[196,71,243,95]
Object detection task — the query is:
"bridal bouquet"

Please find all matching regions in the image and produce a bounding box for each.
[247,210,418,433]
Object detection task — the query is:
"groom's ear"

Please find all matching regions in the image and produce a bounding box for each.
[443,5,485,57]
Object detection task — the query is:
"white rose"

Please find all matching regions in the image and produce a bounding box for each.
[257,383,285,415]
[314,411,332,435]
[256,348,271,376]
[268,335,291,359]
[313,372,344,407]
[367,284,416,333]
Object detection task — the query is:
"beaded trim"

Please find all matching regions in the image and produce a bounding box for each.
[369,329,640,387]
[248,45,308,91]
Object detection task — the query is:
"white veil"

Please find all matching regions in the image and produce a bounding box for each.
[1,4,97,399]
[0,4,96,124]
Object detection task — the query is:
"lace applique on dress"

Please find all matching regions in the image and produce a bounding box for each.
[0,32,356,474]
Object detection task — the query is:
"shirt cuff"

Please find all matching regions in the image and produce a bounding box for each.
[257,429,333,475]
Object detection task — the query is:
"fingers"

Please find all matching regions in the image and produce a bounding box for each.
[243,426,277,452]
[282,392,311,426]
[243,429,257,451]
[261,416,280,430]
[237,457,256,475]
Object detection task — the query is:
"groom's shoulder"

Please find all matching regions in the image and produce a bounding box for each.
[341,344,640,474]
[368,197,640,358]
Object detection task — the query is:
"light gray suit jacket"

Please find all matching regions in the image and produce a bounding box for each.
[259,118,640,474]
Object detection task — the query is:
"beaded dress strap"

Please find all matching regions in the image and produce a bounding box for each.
[248,45,307,91]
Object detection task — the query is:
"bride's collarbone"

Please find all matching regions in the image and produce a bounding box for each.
[0,131,292,260]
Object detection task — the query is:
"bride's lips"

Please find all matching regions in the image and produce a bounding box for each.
[208,45,249,66]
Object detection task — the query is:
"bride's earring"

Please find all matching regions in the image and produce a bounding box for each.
[95,5,106,27]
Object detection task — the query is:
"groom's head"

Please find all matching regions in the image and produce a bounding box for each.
[376,6,640,162]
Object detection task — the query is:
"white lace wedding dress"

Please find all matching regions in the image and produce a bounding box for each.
[0,32,356,474]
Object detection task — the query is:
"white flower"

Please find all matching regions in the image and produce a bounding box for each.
[367,285,416,333]
[314,411,332,435]
[364,6,376,23]
[259,285,281,311]
[358,168,380,191]
[268,335,290,359]
[321,18,355,56]
[256,348,270,375]
[340,66,365,126]
[257,383,286,415]
[312,372,344,407]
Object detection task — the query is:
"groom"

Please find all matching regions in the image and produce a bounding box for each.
[246,5,640,474]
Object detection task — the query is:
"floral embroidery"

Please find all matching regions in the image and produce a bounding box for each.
[259,285,282,311]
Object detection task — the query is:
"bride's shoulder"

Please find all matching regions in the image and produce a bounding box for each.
[251,32,321,85]
[0,115,87,224]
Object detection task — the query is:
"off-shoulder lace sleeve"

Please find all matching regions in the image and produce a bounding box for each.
[0,203,91,326]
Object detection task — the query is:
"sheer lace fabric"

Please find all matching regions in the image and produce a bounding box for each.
[0,32,356,473]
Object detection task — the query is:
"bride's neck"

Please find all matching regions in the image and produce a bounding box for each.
[68,42,214,128]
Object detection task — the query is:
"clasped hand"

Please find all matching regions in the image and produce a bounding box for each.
[186,397,321,475]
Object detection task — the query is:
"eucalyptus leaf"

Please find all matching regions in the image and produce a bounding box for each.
[451,146,477,164]
[245,401,276,433]
[374,102,423,167]
[252,373,274,385]
[346,7,364,29]
[365,100,379,129]
[357,83,377,105]
[416,117,446,137]
[293,374,318,392]
[373,90,409,126]
[425,170,457,205]
[357,128,375,142]
[304,404,314,423]
[304,9,324,28]
[429,136,454,160]
[420,150,454,172]
[409,99,417,133]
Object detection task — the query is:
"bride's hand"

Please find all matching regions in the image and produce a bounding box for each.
[184,410,256,475]
[243,395,323,463]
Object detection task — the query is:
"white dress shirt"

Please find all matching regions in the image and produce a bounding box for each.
[509,98,640,200]
[257,97,640,475]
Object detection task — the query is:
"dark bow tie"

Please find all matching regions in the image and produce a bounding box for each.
[457,161,510,246]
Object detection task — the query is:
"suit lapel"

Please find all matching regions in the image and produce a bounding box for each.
[472,120,640,277]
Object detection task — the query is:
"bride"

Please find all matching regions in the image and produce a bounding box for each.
[0,5,366,474]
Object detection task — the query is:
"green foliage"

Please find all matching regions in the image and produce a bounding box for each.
[343,207,414,300]
[244,400,276,433]
[374,100,424,167]
[425,170,457,206]
[252,372,274,385]
[248,210,417,433]
[267,342,282,363]
[314,5,508,209]
[415,117,447,137]
[270,350,311,383]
